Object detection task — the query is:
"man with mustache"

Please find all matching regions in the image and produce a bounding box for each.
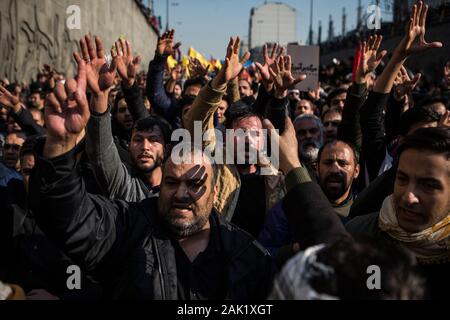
[293,114,324,172]
[317,140,360,219]
[27,35,274,300]
[258,139,360,264]
[82,35,172,202]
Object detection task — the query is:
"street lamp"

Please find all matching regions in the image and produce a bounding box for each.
[166,1,179,31]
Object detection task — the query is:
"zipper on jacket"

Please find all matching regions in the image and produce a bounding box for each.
[152,238,167,299]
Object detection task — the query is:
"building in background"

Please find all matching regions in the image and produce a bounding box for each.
[248,2,297,62]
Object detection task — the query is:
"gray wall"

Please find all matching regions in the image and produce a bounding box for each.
[0,0,159,82]
[321,22,450,81]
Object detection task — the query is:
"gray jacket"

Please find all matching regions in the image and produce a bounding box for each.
[86,109,157,202]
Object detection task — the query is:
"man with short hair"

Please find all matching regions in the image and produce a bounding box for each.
[322,108,342,142]
[238,79,253,98]
[293,114,324,171]
[346,127,450,298]
[28,58,274,299]
[79,35,172,202]
[294,99,315,117]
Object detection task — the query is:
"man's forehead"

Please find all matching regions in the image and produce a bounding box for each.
[6,133,25,143]
[133,126,163,137]
[233,116,262,129]
[164,158,212,179]
[324,112,342,121]
[295,119,319,130]
[399,149,450,178]
[322,144,353,160]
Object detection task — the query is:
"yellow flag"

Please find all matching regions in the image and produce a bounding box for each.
[188,47,210,68]
[182,55,190,78]
[167,55,178,69]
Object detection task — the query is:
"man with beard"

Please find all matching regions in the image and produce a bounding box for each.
[0,132,25,186]
[317,140,360,219]
[27,57,274,299]
[293,114,324,172]
[82,35,172,202]
[258,140,359,265]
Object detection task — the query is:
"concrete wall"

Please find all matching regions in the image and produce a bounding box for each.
[320,22,450,81]
[0,0,159,82]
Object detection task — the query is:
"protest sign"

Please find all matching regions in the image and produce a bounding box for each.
[287,45,320,92]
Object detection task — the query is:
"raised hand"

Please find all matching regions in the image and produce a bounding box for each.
[396,1,442,59]
[269,55,306,98]
[188,58,210,79]
[255,43,284,90]
[212,36,250,89]
[0,85,20,112]
[43,60,90,158]
[171,64,184,81]
[112,38,142,88]
[393,66,421,101]
[73,34,117,96]
[263,117,301,175]
[157,29,181,56]
[355,35,387,84]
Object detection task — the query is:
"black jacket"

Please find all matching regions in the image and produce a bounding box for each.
[346,212,449,299]
[28,141,274,300]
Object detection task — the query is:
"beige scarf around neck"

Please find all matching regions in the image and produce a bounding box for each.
[378,195,450,264]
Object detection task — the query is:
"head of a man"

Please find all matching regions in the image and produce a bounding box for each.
[216,98,229,124]
[113,93,134,131]
[158,143,217,238]
[318,140,360,203]
[322,108,342,142]
[226,106,264,166]
[295,99,316,117]
[30,108,45,127]
[399,107,441,138]
[3,132,26,170]
[394,127,450,233]
[19,136,39,191]
[418,96,448,116]
[183,77,206,97]
[288,89,300,102]
[129,116,171,174]
[28,83,45,110]
[239,79,253,98]
[327,88,347,111]
[294,115,324,171]
[180,95,197,128]
[174,82,183,100]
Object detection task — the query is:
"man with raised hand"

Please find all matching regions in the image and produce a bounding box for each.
[77,35,171,202]
[28,51,274,300]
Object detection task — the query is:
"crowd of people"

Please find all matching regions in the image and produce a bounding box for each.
[0,1,449,300]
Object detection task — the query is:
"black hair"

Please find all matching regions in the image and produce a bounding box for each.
[183,77,207,94]
[112,91,125,116]
[417,95,448,110]
[310,238,426,300]
[19,135,42,160]
[326,88,347,107]
[322,107,342,120]
[397,127,450,161]
[133,116,173,145]
[224,103,262,129]
[318,140,360,165]
[179,95,196,111]
[398,107,441,136]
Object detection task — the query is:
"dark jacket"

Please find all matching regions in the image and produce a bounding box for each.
[346,212,449,300]
[0,178,102,299]
[146,54,181,129]
[28,141,274,300]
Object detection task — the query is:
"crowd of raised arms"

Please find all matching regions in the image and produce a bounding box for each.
[0,1,449,300]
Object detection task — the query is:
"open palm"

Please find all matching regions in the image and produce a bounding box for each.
[45,60,90,139]
[74,35,116,95]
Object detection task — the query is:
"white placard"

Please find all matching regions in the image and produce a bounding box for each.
[287,44,320,92]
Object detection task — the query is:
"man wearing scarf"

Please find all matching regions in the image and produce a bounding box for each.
[347,127,450,299]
